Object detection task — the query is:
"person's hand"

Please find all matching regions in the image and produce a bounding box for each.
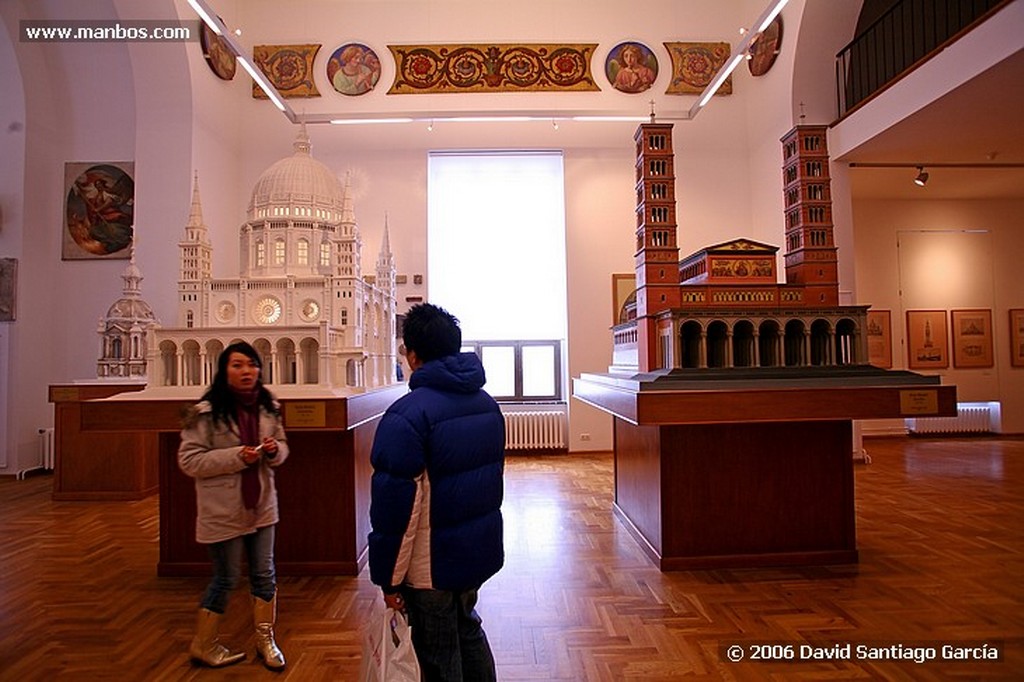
[260,437,279,457]
[240,446,260,465]
[383,591,405,613]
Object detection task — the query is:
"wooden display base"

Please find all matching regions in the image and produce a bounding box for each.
[574,367,957,570]
[49,383,151,500]
[75,384,407,576]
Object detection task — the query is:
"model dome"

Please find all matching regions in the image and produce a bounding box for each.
[247,127,345,218]
[106,298,156,321]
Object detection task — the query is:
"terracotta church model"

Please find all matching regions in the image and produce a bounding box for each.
[95,127,398,390]
[614,121,869,374]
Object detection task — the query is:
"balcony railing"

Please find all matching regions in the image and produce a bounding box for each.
[835,0,1009,119]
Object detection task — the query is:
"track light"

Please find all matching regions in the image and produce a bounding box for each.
[914,166,929,186]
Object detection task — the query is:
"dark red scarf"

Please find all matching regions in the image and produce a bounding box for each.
[233,387,262,509]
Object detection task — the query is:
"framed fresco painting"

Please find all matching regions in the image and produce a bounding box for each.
[252,44,321,99]
[327,43,381,96]
[951,309,994,368]
[747,15,783,76]
[866,309,892,369]
[62,161,134,260]
[906,309,948,370]
[1010,309,1024,367]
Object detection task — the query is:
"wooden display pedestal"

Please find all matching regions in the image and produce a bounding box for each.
[49,383,151,500]
[75,384,407,577]
[574,367,957,571]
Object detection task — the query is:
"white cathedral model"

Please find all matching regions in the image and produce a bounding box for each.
[98,128,398,391]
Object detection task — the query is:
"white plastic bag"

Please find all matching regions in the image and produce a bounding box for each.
[361,606,421,682]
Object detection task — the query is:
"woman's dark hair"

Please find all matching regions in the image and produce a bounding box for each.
[202,341,279,426]
[402,303,461,363]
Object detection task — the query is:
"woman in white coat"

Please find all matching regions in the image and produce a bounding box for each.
[178,341,289,670]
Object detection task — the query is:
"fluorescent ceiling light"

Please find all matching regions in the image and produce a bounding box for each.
[237,56,287,113]
[689,0,791,119]
[330,118,415,125]
[758,0,790,32]
[186,0,223,35]
[697,54,744,109]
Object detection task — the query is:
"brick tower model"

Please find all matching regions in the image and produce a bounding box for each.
[780,125,839,306]
[633,122,681,372]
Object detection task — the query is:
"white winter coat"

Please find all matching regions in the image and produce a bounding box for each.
[177,400,289,544]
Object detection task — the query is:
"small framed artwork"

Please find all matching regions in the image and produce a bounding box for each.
[1010,309,1024,367]
[866,309,892,369]
[0,258,16,322]
[906,309,948,370]
[951,309,994,368]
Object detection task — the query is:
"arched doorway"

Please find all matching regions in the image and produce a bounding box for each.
[679,320,703,368]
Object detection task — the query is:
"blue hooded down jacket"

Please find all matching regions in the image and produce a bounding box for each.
[368,352,505,592]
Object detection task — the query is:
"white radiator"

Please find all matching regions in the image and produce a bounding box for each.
[39,427,55,469]
[503,410,567,451]
[907,404,993,435]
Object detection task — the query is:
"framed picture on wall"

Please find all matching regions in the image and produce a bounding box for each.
[866,309,892,368]
[1011,309,1024,368]
[951,309,994,368]
[611,274,636,326]
[906,309,948,370]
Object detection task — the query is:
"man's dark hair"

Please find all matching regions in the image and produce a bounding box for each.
[403,303,461,363]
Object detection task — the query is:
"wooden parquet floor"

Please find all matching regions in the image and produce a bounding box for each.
[0,436,1022,681]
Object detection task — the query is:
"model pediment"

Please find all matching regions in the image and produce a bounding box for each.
[703,238,779,254]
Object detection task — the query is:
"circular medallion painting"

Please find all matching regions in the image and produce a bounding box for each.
[327,43,382,96]
[748,16,783,77]
[65,164,134,257]
[199,20,236,80]
[606,42,658,94]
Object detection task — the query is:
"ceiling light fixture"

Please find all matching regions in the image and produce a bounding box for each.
[190,0,788,127]
[186,0,296,121]
[689,0,790,118]
[914,166,929,186]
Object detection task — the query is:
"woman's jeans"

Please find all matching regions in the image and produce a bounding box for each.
[401,587,497,682]
[200,525,276,613]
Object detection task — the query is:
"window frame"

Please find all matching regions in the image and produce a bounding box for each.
[462,339,563,403]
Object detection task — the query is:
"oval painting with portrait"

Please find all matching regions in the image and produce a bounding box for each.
[606,42,658,94]
[64,163,134,259]
[327,43,382,96]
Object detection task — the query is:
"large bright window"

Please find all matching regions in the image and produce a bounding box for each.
[428,151,567,401]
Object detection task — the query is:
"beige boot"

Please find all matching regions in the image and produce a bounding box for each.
[253,591,286,670]
[189,608,245,667]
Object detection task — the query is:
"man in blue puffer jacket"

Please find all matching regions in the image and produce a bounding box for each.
[368,303,505,681]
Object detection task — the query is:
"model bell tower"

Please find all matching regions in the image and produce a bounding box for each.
[633,122,681,372]
[177,172,212,328]
[780,125,839,305]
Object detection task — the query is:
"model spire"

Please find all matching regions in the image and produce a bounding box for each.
[294,121,311,155]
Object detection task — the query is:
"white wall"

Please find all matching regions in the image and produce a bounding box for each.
[0,7,26,470]
[853,198,1024,433]
[6,0,1017,474]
